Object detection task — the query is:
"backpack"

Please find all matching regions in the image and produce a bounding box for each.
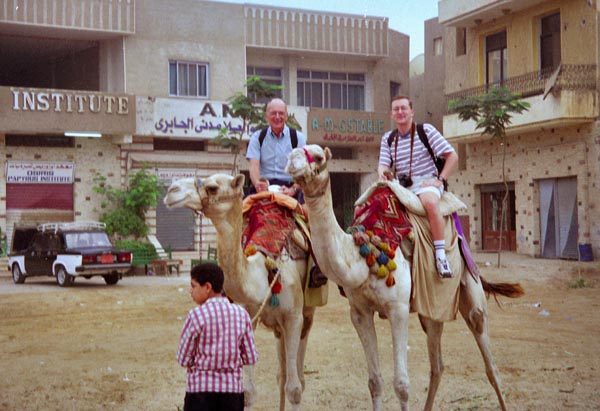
[387,123,446,174]
[259,127,298,149]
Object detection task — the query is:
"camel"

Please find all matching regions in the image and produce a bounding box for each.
[285,144,523,411]
[164,174,316,411]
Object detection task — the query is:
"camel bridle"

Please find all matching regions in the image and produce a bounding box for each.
[293,147,329,198]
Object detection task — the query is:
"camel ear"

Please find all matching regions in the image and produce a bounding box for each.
[324,147,332,161]
[232,174,245,189]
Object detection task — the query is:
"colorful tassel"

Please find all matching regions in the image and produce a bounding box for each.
[271,281,282,294]
[269,294,280,307]
[377,265,389,278]
[366,254,376,266]
[386,260,397,271]
[359,244,371,257]
[376,253,389,265]
[385,273,395,287]
[244,245,257,257]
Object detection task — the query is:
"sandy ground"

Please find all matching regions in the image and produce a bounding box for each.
[1,251,599,411]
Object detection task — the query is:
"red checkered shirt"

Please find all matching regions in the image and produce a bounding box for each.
[177,296,258,393]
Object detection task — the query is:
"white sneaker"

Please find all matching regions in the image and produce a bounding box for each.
[436,257,453,279]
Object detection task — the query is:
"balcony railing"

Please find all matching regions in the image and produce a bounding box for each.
[446,64,597,113]
[0,0,135,34]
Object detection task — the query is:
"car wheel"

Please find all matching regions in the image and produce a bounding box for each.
[103,273,120,285]
[56,266,74,287]
[12,264,25,284]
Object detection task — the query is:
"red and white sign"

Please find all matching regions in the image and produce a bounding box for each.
[6,161,74,184]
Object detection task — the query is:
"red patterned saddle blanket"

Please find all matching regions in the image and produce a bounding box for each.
[242,196,300,259]
[351,186,412,250]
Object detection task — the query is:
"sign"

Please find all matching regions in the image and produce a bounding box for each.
[6,161,74,184]
[137,97,259,139]
[156,168,199,184]
[307,108,388,146]
[0,86,135,134]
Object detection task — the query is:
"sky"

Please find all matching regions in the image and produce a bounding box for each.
[229,0,439,60]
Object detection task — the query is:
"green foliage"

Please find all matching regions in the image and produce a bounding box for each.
[115,239,159,265]
[93,164,162,238]
[568,277,591,289]
[448,86,530,140]
[213,75,301,174]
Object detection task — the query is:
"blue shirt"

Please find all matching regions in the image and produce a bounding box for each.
[246,125,306,183]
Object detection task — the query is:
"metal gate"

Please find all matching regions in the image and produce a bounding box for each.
[539,177,578,259]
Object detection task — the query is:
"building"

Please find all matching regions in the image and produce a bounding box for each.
[0,0,409,269]
[438,0,599,260]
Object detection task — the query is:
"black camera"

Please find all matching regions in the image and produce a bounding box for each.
[398,174,413,188]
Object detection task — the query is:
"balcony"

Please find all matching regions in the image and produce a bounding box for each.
[438,0,545,27]
[443,64,598,141]
[244,5,388,57]
[0,0,135,37]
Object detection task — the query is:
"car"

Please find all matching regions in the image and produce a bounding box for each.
[8,221,132,287]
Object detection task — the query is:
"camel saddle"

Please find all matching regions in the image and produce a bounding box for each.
[353,180,479,322]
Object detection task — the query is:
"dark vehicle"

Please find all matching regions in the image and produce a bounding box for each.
[8,221,132,287]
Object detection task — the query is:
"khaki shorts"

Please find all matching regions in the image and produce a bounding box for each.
[409,175,443,198]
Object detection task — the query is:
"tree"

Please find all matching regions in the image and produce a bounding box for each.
[213,75,301,175]
[448,86,530,267]
[93,164,162,239]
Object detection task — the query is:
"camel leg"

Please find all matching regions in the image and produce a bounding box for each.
[418,315,445,411]
[275,333,287,411]
[297,309,315,392]
[459,274,507,411]
[387,304,411,411]
[243,365,257,411]
[349,304,384,411]
[279,314,305,411]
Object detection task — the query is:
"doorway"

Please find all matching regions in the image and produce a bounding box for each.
[480,183,516,251]
[539,177,578,259]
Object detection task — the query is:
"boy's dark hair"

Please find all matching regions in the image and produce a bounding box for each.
[191,262,224,293]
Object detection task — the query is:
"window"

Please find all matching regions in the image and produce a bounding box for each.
[456,27,467,56]
[485,31,507,86]
[153,139,205,151]
[297,70,365,110]
[246,66,283,103]
[433,37,443,56]
[540,12,561,71]
[169,60,208,98]
[390,81,401,101]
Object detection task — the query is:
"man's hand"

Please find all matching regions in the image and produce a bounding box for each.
[255,180,269,193]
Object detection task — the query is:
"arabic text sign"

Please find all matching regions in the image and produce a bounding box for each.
[137,97,256,139]
[7,161,74,184]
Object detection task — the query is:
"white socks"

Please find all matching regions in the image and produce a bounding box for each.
[434,240,447,260]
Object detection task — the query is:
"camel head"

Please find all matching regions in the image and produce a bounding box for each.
[285,144,332,196]
[164,174,245,214]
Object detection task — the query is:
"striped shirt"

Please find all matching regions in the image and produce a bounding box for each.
[378,123,454,179]
[177,297,258,394]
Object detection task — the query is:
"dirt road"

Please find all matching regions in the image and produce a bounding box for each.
[0,252,599,410]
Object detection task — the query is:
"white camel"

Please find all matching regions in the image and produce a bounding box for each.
[285,144,523,411]
[164,174,315,411]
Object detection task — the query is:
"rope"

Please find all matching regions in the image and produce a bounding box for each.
[251,269,281,328]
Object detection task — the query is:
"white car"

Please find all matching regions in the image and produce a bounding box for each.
[8,221,132,287]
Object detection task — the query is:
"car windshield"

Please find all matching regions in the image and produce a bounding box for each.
[65,232,112,248]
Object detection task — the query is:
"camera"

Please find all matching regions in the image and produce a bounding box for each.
[398,174,413,188]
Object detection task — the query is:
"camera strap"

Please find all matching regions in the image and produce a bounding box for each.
[392,123,415,178]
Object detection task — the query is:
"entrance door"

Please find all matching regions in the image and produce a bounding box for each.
[156,184,195,252]
[481,183,516,251]
[330,173,360,229]
[539,177,578,259]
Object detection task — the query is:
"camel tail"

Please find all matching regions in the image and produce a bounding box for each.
[480,276,525,299]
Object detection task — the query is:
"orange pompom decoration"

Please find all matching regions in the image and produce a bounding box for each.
[244,245,257,257]
[366,254,376,266]
[271,281,282,294]
[386,248,396,259]
[385,273,395,287]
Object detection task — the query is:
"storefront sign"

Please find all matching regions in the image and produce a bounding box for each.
[0,86,135,135]
[156,168,199,184]
[6,161,74,184]
[307,108,388,146]
[137,97,259,139]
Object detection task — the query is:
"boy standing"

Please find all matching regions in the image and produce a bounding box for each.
[177,262,258,411]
